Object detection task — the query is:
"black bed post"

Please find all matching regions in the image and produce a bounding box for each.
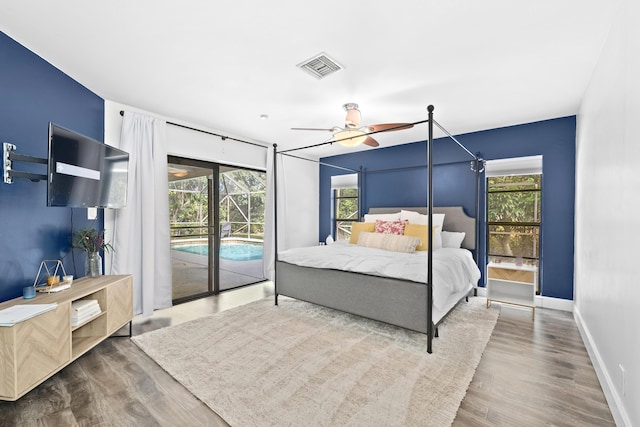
[358,166,363,220]
[474,156,482,296]
[427,105,434,354]
[273,143,279,306]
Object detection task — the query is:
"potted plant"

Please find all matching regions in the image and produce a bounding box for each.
[72,227,113,277]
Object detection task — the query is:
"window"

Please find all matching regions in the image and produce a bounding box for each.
[331,173,359,241]
[334,187,359,241]
[487,174,541,290]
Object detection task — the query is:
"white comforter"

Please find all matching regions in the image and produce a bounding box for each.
[278,241,481,310]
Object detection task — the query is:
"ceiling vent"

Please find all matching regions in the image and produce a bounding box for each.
[297,53,343,79]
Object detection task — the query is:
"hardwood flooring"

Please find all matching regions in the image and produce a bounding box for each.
[0,284,615,427]
[453,305,616,427]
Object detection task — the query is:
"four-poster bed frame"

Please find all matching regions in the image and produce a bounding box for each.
[273,105,484,353]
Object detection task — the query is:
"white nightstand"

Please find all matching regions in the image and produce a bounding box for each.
[486,262,537,319]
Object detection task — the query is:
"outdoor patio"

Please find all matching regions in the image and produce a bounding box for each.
[171,254,265,301]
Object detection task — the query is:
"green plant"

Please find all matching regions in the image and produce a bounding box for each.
[72,227,113,253]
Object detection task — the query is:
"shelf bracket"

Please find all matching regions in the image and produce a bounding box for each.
[3,142,47,183]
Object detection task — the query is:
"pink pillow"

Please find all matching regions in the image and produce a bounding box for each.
[375,219,407,235]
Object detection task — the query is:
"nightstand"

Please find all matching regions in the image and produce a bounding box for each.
[486,262,537,319]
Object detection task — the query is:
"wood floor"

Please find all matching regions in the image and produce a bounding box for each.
[0,283,615,427]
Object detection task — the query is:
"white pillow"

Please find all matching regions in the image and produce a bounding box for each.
[442,231,466,248]
[400,210,445,228]
[400,210,444,249]
[363,212,401,222]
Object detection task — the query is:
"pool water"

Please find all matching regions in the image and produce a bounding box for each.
[174,243,263,261]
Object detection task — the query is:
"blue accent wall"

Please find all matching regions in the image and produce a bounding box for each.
[0,32,105,302]
[320,116,576,301]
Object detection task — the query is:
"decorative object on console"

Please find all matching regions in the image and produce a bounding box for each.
[85,252,102,277]
[33,259,70,293]
[72,227,113,277]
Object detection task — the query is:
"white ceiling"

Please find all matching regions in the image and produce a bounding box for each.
[0,0,618,158]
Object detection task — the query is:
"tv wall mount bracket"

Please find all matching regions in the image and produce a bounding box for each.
[3,142,47,184]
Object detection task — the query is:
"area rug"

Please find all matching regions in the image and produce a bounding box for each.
[132,297,499,427]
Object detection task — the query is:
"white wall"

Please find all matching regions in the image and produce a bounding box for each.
[574,0,639,425]
[103,100,319,270]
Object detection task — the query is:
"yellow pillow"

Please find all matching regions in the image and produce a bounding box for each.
[349,222,375,244]
[404,224,439,251]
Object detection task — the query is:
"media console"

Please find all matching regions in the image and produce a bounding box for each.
[0,275,133,401]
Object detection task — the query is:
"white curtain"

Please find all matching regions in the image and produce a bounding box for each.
[263,146,276,281]
[113,112,172,316]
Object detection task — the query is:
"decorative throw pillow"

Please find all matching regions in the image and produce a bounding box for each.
[404,224,441,251]
[349,222,375,244]
[374,219,408,235]
[357,231,420,253]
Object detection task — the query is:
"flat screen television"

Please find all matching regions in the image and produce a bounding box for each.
[47,123,129,208]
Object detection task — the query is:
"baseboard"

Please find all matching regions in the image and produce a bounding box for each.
[574,307,631,427]
[536,295,573,312]
[475,287,573,312]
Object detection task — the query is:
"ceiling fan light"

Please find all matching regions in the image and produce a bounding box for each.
[344,107,361,128]
[334,129,367,146]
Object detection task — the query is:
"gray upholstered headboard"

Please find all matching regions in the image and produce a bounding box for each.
[367,206,476,250]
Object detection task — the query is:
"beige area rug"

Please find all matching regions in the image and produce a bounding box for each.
[132,297,499,427]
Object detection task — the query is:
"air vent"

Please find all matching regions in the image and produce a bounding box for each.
[296,53,343,79]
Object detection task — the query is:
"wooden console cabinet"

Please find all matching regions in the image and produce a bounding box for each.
[0,275,132,401]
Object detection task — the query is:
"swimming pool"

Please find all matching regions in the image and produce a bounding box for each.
[173,243,263,261]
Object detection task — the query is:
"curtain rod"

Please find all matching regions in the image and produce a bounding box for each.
[119,110,268,149]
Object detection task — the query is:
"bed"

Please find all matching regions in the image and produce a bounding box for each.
[275,206,480,338]
[272,106,485,352]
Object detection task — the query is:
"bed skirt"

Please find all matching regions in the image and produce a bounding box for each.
[276,260,471,334]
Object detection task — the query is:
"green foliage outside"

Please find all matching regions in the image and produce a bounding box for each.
[169,169,266,241]
[488,175,541,261]
[335,188,358,240]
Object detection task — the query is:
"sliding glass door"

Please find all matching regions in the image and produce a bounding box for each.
[168,158,217,302]
[218,166,266,291]
[168,156,265,303]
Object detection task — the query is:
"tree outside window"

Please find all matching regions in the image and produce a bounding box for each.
[487,174,541,289]
[334,187,358,241]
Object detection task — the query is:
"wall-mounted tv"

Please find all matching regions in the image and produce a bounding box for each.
[47,123,129,208]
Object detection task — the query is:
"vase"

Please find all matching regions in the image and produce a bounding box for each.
[85,252,102,277]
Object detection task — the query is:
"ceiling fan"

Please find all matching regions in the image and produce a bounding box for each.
[291,103,413,147]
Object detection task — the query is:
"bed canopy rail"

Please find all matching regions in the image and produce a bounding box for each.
[273,105,483,353]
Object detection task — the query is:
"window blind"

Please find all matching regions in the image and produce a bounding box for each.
[485,155,542,177]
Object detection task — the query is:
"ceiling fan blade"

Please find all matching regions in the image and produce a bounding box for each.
[291,127,334,132]
[368,123,414,133]
[363,136,379,147]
